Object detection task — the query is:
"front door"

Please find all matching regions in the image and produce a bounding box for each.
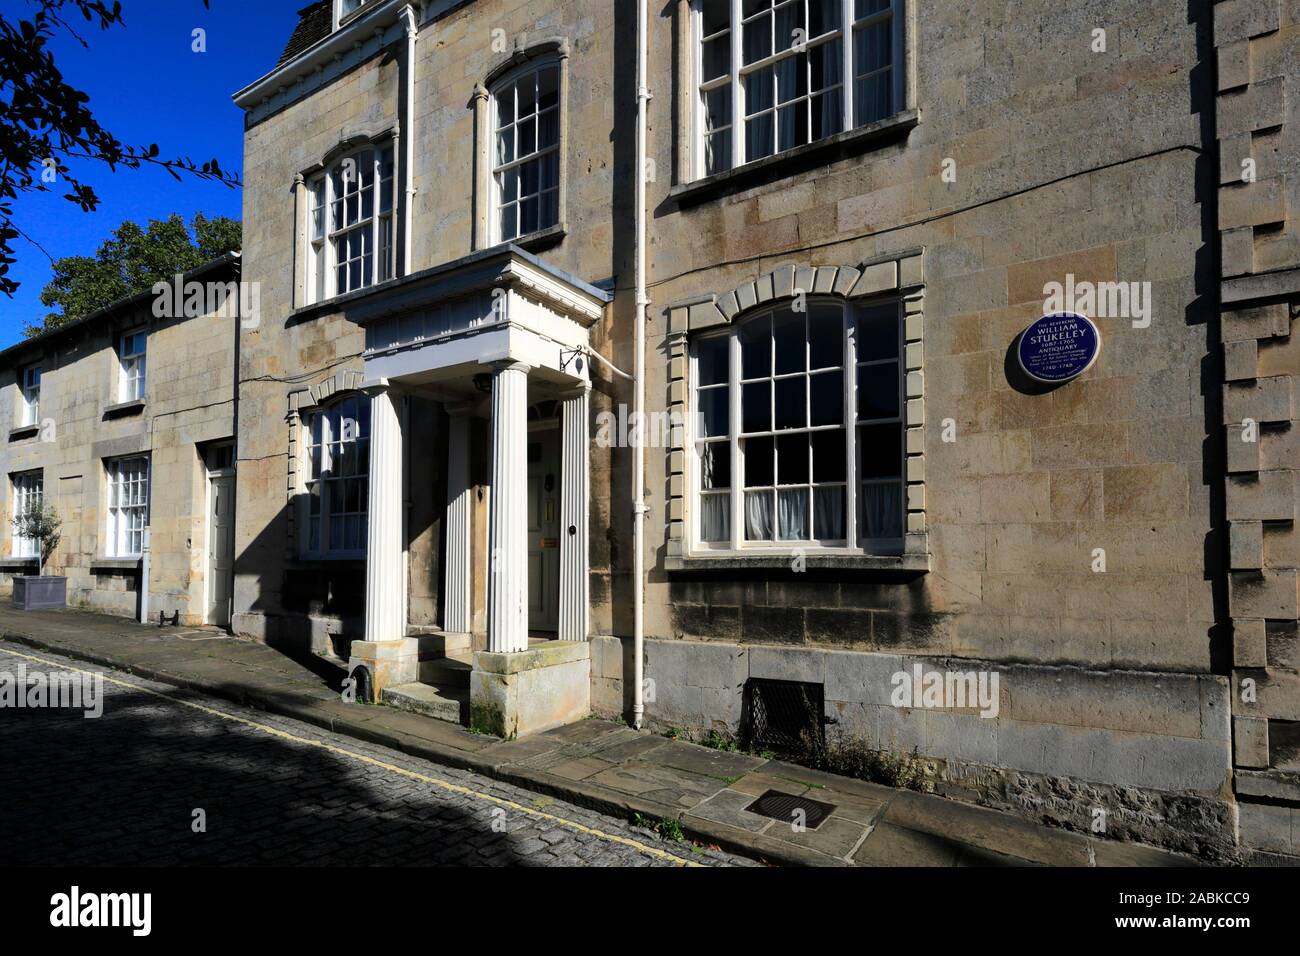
[207,473,235,627]
[527,428,560,632]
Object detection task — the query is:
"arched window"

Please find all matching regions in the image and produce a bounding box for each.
[691,297,903,551]
[303,394,370,557]
[490,60,562,243]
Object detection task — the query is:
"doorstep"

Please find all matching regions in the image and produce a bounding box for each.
[0,605,1204,868]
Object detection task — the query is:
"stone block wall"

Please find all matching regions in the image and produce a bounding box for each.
[1214,0,1300,860]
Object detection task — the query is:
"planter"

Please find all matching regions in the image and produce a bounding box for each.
[13,575,67,610]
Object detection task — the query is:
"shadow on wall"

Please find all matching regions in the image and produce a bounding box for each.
[232,394,448,667]
[0,681,523,865]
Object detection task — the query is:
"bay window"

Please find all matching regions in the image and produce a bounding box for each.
[106,456,149,558]
[691,299,903,552]
[305,144,396,305]
[694,0,905,177]
[303,395,370,557]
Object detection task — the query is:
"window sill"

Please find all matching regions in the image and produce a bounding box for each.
[0,557,38,571]
[90,557,140,572]
[664,551,929,573]
[670,109,919,208]
[8,424,39,442]
[103,399,146,420]
[510,222,566,254]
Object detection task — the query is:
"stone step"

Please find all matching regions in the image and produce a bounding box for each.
[417,655,472,688]
[381,682,469,724]
[406,628,473,657]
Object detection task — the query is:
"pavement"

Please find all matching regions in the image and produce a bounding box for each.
[0,605,1203,867]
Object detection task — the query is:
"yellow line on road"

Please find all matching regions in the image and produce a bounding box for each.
[0,644,703,867]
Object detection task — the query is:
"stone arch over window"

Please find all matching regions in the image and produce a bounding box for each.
[664,248,927,569]
[471,38,571,250]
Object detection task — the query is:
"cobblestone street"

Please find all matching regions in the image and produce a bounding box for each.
[0,647,750,867]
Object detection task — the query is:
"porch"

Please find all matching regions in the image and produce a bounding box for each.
[341,246,610,738]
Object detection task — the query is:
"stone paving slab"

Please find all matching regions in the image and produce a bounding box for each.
[0,605,1205,868]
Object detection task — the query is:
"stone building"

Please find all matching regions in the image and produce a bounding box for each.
[224,0,1297,859]
[0,254,241,624]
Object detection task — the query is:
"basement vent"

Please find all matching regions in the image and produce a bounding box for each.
[745,790,836,830]
[743,678,826,753]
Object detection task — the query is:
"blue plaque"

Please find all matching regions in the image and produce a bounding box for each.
[1017,312,1101,384]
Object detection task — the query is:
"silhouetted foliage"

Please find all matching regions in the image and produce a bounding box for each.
[0,0,239,297]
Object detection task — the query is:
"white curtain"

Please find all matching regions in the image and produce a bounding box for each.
[778,488,808,540]
[745,491,773,541]
[700,493,730,543]
[862,482,903,539]
[814,486,844,540]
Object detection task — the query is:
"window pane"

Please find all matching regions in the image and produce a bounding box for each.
[703,33,731,81]
[742,11,772,64]
[777,488,808,539]
[702,0,730,35]
[773,310,805,374]
[744,435,774,487]
[809,0,841,37]
[746,111,775,161]
[697,336,728,386]
[811,88,844,138]
[810,369,844,425]
[809,307,843,368]
[773,377,805,429]
[812,429,846,481]
[706,129,733,176]
[861,481,902,538]
[814,486,845,539]
[859,422,902,477]
[700,441,731,489]
[778,100,808,151]
[855,0,890,16]
[857,364,899,420]
[744,490,774,540]
[704,86,731,131]
[739,316,771,378]
[537,66,559,111]
[742,381,772,432]
[854,70,893,125]
[539,109,560,149]
[699,387,729,438]
[857,305,900,360]
[700,492,731,542]
[776,433,808,484]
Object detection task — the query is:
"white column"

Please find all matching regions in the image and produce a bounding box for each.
[487,361,530,653]
[443,406,473,633]
[558,386,590,641]
[364,384,405,643]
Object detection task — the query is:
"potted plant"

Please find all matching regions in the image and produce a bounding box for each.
[11,503,65,610]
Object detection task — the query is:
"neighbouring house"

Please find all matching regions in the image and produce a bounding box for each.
[1,0,1286,861]
[0,254,241,625]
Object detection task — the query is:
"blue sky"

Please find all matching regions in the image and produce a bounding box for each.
[0,0,301,346]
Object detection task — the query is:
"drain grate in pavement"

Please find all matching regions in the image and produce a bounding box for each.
[745,790,836,830]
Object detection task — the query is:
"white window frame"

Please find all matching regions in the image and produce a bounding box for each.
[19,364,40,427]
[489,59,563,245]
[691,0,905,179]
[11,470,43,559]
[689,297,905,554]
[333,0,371,30]
[118,328,146,403]
[302,396,370,559]
[304,143,396,306]
[106,456,149,559]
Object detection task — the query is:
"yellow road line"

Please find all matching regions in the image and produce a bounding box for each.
[0,644,703,867]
